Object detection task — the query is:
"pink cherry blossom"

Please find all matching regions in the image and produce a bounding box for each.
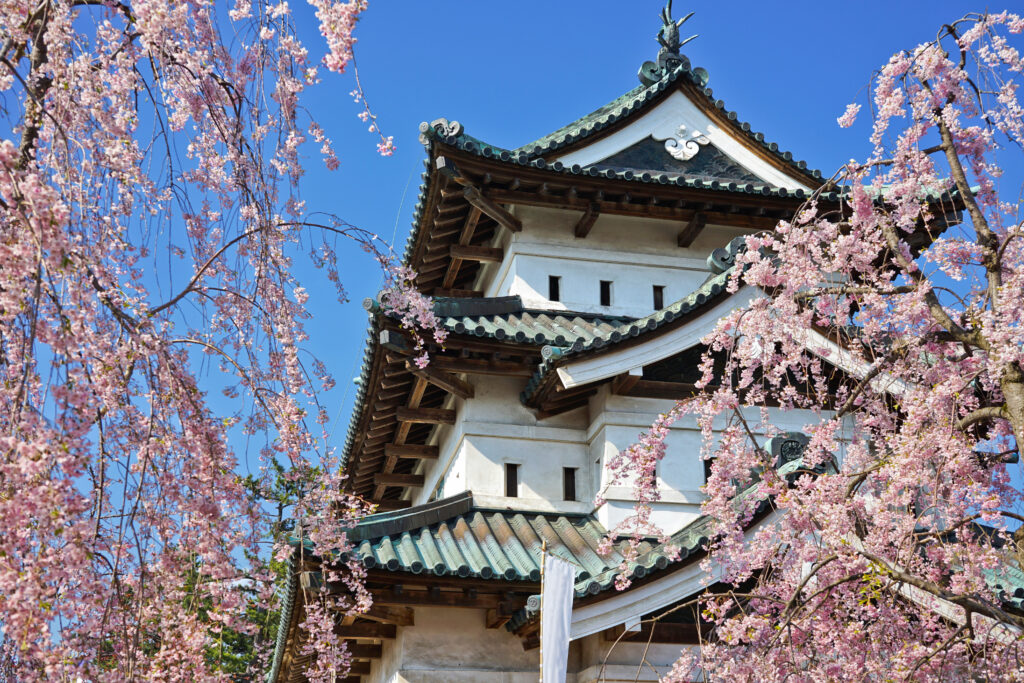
[606,11,1024,681]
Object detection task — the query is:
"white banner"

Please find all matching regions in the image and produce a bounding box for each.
[541,554,575,683]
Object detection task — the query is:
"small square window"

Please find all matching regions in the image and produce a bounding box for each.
[505,463,519,498]
[563,467,577,501]
[549,275,561,302]
[600,280,612,306]
[653,285,665,310]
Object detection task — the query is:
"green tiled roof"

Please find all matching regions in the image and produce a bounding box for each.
[511,60,821,183]
[420,117,814,202]
[347,482,779,599]
[365,294,634,348]
[986,564,1024,612]
[350,492,616,585]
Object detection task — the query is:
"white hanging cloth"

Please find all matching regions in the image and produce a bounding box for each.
[540,554,575,683]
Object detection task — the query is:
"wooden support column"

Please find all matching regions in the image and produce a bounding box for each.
[573,202,600,238]
[677,212,707,247]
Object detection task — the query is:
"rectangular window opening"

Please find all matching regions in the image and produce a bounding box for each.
[653,285,665,310]
[505,463,519,498]
[600,280,613,306]
[703,458,715,484]
[563,467,577,501]
[548,275,561,302]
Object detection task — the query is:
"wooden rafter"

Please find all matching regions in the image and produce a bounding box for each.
[372,375,428,499]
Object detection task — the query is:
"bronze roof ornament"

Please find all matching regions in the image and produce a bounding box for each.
[638,1,699,86]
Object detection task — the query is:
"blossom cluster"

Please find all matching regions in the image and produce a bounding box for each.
[607,11,1024,681]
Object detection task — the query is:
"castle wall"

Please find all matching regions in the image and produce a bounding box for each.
[362,607,697,683]
[479,205,753,318]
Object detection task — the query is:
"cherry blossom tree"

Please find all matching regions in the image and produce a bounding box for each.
[0,1,438,680]
[608,11,1024,681]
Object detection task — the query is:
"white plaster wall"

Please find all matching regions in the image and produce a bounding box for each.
[588,389,840,533]
[414,376,595,514]
[371,606,582,683]
[480,205,753,319]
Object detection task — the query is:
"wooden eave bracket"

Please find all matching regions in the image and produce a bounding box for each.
[436,155,522,233]
[573,201,600,238]
[677,211,707,247]
[406,360,475,399]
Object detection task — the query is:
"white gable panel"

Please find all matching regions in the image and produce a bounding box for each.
[554,90,812,192]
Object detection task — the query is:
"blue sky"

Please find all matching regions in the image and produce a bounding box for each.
[281,1,1009,460]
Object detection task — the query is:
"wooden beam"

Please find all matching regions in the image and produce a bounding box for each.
[379,329,411,354]
[449,244,503,263]
[573,202,600,238]
[374,472,425,487]
[395,407,456,425]
[362,604,415,627]
[428,356,534,377]
[677,212,707,247]
[371,589,505,609]
[373,499,412,512]
[334,622,397,639]
[486,189,788,229]
[433,287,483,298]
[344,643,383,659]
[463,186,522,233]
[384,443,439,460]
[407,361,474,400]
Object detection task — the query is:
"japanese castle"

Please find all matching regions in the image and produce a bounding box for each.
[269,7,864,682]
